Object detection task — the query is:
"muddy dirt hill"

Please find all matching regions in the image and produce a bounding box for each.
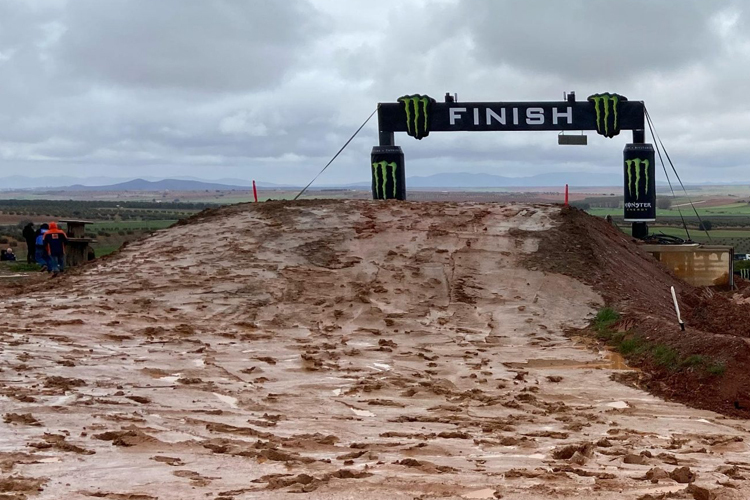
[1,200,749,500]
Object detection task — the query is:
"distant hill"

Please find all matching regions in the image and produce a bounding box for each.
[0,175,134,189]
[4,173,747,192]
[62,178,255,192]
[0,176,296,191]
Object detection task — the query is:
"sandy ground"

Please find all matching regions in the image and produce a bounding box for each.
[0,200,749,500]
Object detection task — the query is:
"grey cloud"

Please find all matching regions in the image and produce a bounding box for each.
[2,0,750,185]
[458,0,728,82]
[55,0,323,92]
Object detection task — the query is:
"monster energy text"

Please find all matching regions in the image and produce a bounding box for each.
[372,161,398,199]
[588,92,626,138]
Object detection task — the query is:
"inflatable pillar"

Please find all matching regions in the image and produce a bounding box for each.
[623,143,656,238]
[371,146,406,200]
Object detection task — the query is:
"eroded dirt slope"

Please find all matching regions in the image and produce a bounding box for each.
[0,200,748,500]
[528,207,750,417]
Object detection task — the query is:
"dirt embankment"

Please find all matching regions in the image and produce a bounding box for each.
[527,206,750,417]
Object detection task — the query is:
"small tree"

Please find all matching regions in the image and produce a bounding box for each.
[699,220,713,231]
[657,198,672,210]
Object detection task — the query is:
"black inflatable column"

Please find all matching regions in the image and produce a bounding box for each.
[623,143,656,238]
[371,146,406,200]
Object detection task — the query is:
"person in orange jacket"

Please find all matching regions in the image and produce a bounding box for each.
[43,222,68,276]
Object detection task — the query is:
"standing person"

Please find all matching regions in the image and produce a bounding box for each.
[43,222,68,277]
[35,223,50,271]
[22,223,35,264]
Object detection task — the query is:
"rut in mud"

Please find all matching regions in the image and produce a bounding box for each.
[0,200,749,500]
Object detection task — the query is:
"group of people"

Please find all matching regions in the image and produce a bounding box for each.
[22,222,68,276]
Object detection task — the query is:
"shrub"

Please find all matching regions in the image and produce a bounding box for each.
[706,363,726,376]
[652,345,679,368]
[593,308,620,333]
[619,337,648,356]
[681,355,707,367]
[9,263,40,272]
[657,198,672,210]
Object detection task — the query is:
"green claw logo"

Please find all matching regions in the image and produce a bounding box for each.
[398,94,434,140]
[588,93,627,138]
[625,158,650,200]
[372,161,398,199]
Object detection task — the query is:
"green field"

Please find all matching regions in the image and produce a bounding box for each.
[212,191,359,204]
[588,202,750,218]
[613,224,750,253]
[646,226,750,239]
[87,220,177,256]
[88,220,177,231]
[92,245,122,257]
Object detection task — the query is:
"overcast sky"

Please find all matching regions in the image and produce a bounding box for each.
[2,0,750,185]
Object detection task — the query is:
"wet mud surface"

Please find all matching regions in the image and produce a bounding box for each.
[0,200,749,499]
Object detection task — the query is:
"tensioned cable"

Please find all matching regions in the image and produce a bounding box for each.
[643,109,691,241]
[293,106,379,201]
[645,106,711,241]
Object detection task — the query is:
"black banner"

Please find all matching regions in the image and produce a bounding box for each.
[623,143,656,222]
[371,146,405,200]
[378,97,644,136]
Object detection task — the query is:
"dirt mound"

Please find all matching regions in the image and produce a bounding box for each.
[682,287,750,338]
[528,206,750,417]
[1,199,749,499]
[524,205,685,313]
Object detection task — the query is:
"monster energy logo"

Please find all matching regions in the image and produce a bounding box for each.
[625,158,650,200]
[372,161,398,199]
[398,94,434,140]
[588,93,627,138]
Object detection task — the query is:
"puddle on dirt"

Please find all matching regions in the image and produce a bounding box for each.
[603,351,631,370]
[213,393,238,409]
[48,395,76,406]
[606,401,630,409]
[349,407,375,417]
[640,484,689,495]
[462,488,496,499]
[506,350,633,371]
[157,431,203,443]
[476,453,545,460]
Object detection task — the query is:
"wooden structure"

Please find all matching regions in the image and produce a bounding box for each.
[643,244,734,287]
[58,220,95,267]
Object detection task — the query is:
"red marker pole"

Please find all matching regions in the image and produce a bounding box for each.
[252,180,258,202]
[564,184,569,206]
